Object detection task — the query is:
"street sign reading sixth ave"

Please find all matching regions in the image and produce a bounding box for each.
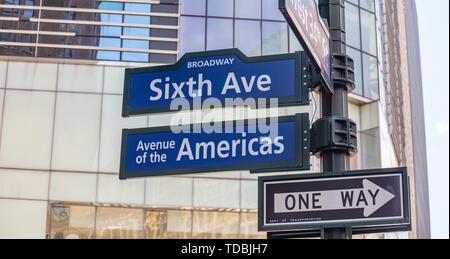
[279,0,332,93]
[259,168,411,232]
[122,49,310,117]
[120,114,310,179]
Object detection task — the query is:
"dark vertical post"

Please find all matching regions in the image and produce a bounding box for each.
[319,0,352,239]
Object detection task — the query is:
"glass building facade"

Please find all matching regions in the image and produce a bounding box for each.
[0,0,429,239]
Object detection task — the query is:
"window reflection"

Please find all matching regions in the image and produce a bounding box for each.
[363,53,379,99]
[145,210,192,239]
[96,207,144,239]
[207,18,233,50]
[262,21,288,55]
[235,19,261,57]
[262,0,285,21]
[1,0,179,63]
[235,0,261,19]
[180,0,206,16]
[347,47,363,95]
[50,205,95,239]
[192,211,240,239]
[48,203,263,239]
[179,16,205,56]
[207,0,233,18]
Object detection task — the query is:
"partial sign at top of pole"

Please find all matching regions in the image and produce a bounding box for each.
[280,0,332,93]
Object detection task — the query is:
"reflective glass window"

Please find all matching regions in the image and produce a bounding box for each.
[345,2,361,49]
[235,19,261,57]
[181,0,206,15]
[360,9,377,56]
[179,16,206,56]
[235,0,261,19]
[363,53,379,99]
[289,28,303,53]
[96,207,144,239]
[50,205,95,239]
[24,0,34,17]
[192,211,240,239]
[262,21,288,55]
[360,0,375,12]
[145,210,192,239]
[262,0,285,21]
[347,47,363,95]
[207,18,233,50]
[207,0,233,18]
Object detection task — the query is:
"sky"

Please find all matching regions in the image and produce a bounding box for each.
[415,0,449,239]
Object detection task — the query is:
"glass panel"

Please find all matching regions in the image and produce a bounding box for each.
[181,0,206,15]
[50,205,95,239]
[360,0,375,12]
[363,53,379,99]
[207,18,233,50]
[289,27,303,53]
[145,210,192,239]
[235,19,261,57]
[192,211,240,239]
[235,0,261,19]
[346,47,363,95]
[96,207,144,239]
[179,16,205,56]
[262,0,285,21]
[24,0,35,18]
[360,127,381,169]
[262,21,288,55]
[98,1,123,11]
[207,0,233,17]
[97,50,121,61]
[122,39,149,62]
[345,2,361,49]
[360,9,377,56]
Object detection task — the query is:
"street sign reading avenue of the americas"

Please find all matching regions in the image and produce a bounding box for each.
[259,168,411,232]
[120,114,310,179]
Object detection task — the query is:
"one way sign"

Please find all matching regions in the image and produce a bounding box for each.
[258,168,411,232]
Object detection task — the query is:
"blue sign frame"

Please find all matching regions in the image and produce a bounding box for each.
[122,49,310,117]
[119,114,310,179]
[258,167,411,232]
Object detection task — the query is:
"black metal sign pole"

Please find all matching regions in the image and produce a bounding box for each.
[316,0,356,239]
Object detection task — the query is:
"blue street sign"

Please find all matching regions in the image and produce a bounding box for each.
[259,168,411,232]
[119,114,310,179]
[122,49,310,117]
